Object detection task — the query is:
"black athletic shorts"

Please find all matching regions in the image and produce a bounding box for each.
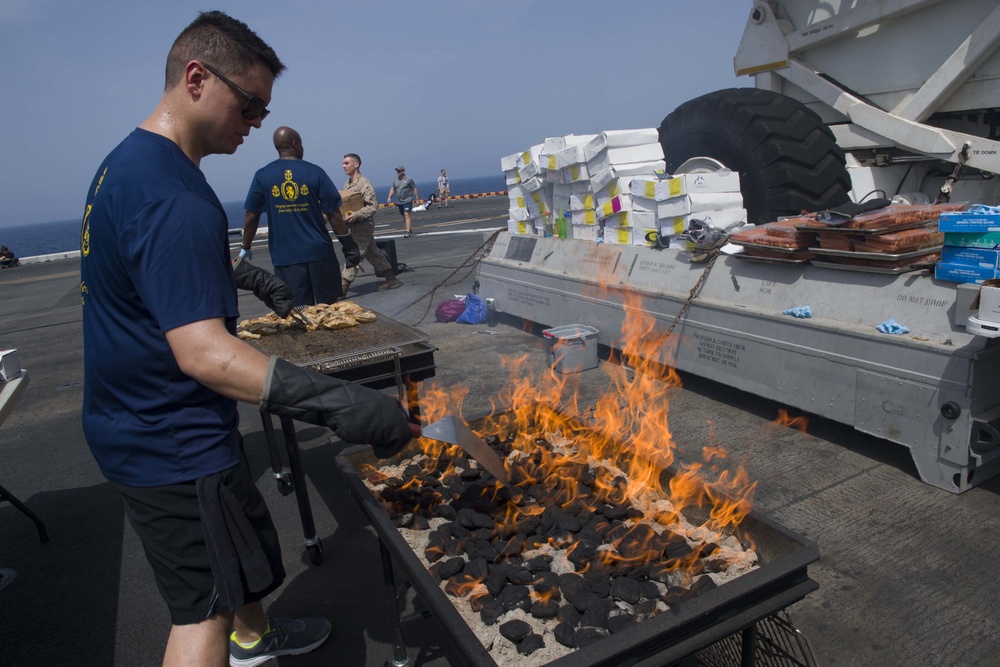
[114,457,286,625]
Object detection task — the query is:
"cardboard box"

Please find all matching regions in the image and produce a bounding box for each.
[935,262,1000,284]
[516,145,542,170]
[504,169,520,186]
[595,177,633,207]
[500,152,520,172]
[570,191,596,210]
[943,232,1000,248]
[0,349,21,382]
[657,192,745,218]
[543,135,567,153]
[339,190,365,216]
[586,143,664,177]
[510,207,531,222]
[603,226,632,245]
[941,246,1000,269]
[970,279,1000,322]
[571,223,600,241]
[589,162,664,193]
[597,195,631,221]
[583,129,660,162]
[939,211,1000,232]
[635,170,741,199]
[517,160,540,182]
[563,163,590,183]
[631,208,657,229]
[520,176,544,193]
[571,209,598,226]
[602,210,631,229]
[507,219,534,236]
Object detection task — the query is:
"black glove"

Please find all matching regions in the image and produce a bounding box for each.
[260,357,412,458]
[337,233,362,269]
[233,258,294,318]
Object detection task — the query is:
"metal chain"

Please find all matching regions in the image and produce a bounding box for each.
[392,228,504,324]
[664,248,722,339]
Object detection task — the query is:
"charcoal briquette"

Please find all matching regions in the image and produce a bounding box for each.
[580,605,608,629]
[523,555,552,572]
[506,567,534,585]
[530,598,559,619]
[437,557,465,580]
[411,514,430,530]
[616,524,658,559]
[497,584,530,611]
[607,614,637,634]
[499,619,531,643]
[532,570,559,594]
[464,557,489,581]
[495,534,526,558]
[554,622,577,648]
[556,514,583,533]
[403,464,423,478]
[433,504,456,521]
[517,633,544,655]
[639,580,661,600]
[444,574,479,597]
[558,573,588,598]
[460,468,481,480]
[480,599,503,625]
[611,577,642,604]
[455,508,494,529]
[556,604,582,627]
[486,565,508,597]
[662,585,695,606]
[391,513,414,528]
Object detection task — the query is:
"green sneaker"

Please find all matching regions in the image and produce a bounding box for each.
[229,617,331,667]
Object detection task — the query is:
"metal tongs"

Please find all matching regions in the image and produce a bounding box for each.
[288,306,313,328]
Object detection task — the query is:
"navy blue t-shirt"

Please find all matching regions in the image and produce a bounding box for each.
[244,159,343,266]
[80,128,241,487]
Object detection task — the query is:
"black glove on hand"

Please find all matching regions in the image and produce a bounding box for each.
[260,357,412,458]
[337,233,362,268]
[233,259,294,318]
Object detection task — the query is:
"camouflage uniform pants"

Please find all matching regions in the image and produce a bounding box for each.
[342,217,393,283]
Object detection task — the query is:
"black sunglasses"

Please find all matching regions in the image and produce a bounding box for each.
[202,62,270,121]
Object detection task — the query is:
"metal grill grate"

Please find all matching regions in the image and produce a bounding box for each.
[697,610,819,667]
[249,313,430,372]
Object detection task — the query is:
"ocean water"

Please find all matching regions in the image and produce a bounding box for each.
[2,174,506,259]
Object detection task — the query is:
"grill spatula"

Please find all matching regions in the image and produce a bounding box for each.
[416,415,509,485]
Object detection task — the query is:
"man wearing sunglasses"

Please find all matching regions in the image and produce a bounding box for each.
[242,126,361,306]
[79,11,411,667]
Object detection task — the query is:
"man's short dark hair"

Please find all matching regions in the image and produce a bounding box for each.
[344,153,362,167]
[165,10,285,89]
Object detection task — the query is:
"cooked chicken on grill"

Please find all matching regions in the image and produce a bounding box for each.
[237,301,376,337]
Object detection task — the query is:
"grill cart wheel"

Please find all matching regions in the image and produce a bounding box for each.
[307,539,324,566]
[658,87,852,224]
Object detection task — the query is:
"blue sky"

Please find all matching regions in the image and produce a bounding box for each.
[0,1,750,227]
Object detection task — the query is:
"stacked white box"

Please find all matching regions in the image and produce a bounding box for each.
[502,130,668,246]
[630,169,745,244]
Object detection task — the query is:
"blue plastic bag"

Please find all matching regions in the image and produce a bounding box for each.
[456,293,487,324]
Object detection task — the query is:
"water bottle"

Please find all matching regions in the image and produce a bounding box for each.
[486,298,498,327]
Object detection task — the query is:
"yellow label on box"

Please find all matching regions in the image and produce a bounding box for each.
[667,216,686,234]
[547,155,557,170]
[583,194,594,208]
[608,182,620,197]
[601,200,614,217]
[583,210,595,225]
[515,196,524,208]
[617,228,630,244]
[570,166,580,181]
[521,151,530,165]
[515,172,521,183]
[668,178,682,197]
[517,221,528,234]
[644,181,656,198]
[641,229,658,246]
